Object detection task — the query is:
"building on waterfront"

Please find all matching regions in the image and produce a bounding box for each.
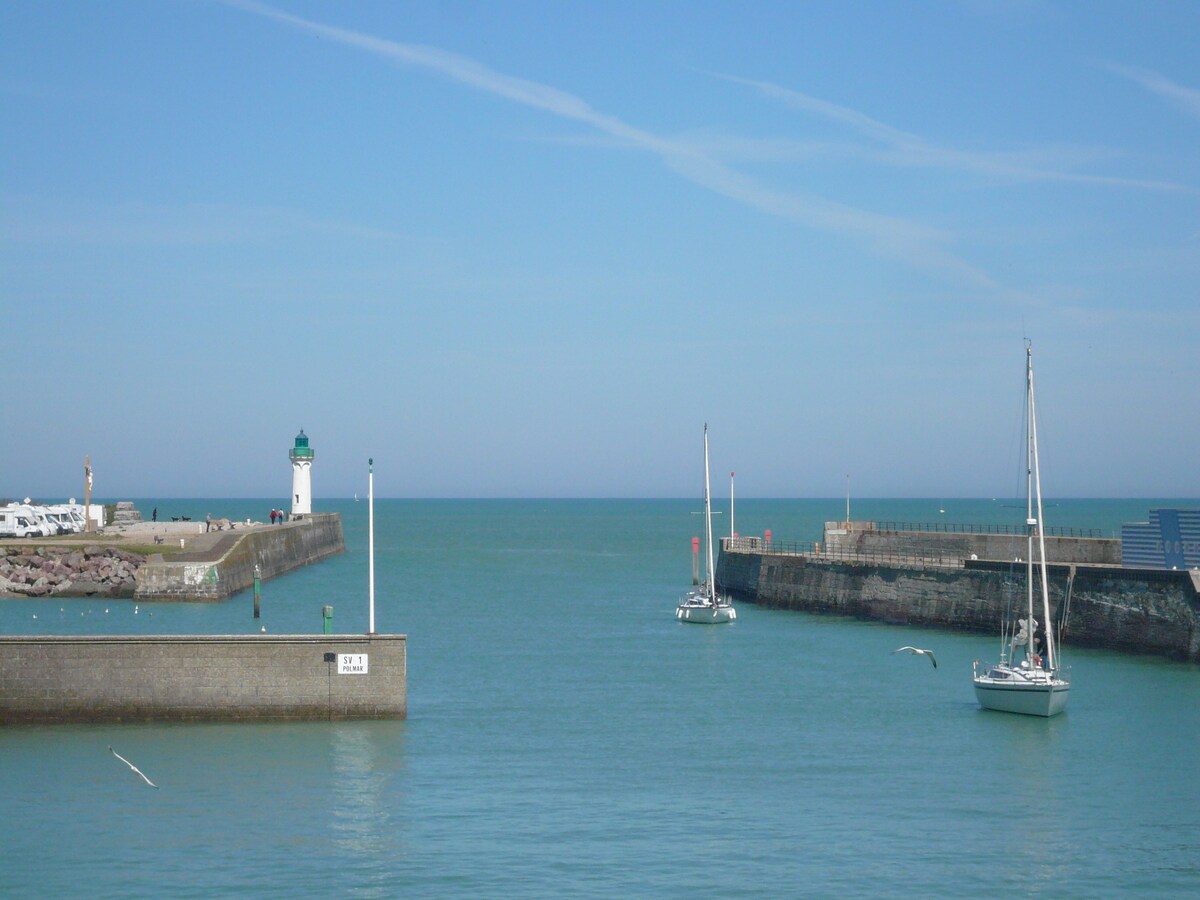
[1121,509,1200,570]
[289,429,314,517]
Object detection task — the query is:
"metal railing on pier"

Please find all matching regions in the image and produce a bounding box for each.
[722,536,964,571]
[724,537,810,555]
[868,521,1104,538]
[812,544,965,570]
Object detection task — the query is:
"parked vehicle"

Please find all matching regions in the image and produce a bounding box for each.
[32,506,67,535]
[43,504,84,534]
[0,505,45,538]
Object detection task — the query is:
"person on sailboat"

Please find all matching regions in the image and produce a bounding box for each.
[1033,622,1047,667]
[1011,616,1037,662]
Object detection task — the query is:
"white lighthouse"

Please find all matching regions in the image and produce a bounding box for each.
[289,429,315,517]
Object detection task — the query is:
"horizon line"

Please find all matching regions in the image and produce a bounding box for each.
[21,495,1198,503]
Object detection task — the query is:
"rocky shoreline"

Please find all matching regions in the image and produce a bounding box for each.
[0,545,145,598]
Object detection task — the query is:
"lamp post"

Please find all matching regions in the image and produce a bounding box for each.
[368,458,375,635]
[84,456,93,532]
[730,471,735,539]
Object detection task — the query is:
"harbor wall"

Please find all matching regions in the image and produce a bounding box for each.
[133,512,344,601]
[0,634,405,724]
[718,545,1200,662]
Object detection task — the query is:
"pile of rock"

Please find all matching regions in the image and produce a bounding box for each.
[110,501,142,527]
[0,545,145,597]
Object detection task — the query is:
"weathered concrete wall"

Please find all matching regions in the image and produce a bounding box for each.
[717,548,1200,662]
[0,634,405,723]
[134,512,344,601]
[823,522,1121,565]
[1062,567,1200,661]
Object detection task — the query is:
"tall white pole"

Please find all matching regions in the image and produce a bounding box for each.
[846,474,850,527]
[368,457,375,635]
[730,470,735,539]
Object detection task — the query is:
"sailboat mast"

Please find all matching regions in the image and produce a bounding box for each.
[704,424,716,601]
[1025,348,1036,662]
[1028,349,1055,671]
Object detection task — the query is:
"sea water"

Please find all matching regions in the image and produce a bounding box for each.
[2,498,1198,897]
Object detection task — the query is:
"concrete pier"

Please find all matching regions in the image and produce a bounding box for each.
[0,633,406,723]
[719,524,1200,663]
[134,512,345,601]
[0,513,345,601]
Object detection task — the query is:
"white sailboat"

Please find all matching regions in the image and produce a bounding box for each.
[676,423,736,624]
[972,344,1070,716]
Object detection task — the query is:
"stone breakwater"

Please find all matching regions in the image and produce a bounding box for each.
[134,512,344,601]
[718,529,1200,663]
[0,513,345,602]
[0,545,144,598]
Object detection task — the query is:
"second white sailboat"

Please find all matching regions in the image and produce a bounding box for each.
[676,423,736,625]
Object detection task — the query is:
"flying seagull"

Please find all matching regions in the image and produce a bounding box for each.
[893,646,938,668]
[109,746,159,789]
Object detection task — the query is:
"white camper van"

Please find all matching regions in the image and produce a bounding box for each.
[43,504,84,534]
[0,505,45,538]
[13,504,64,536]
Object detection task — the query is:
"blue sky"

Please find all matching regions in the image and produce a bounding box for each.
[2,0,1197,499]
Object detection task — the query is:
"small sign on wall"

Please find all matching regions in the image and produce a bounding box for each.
[338,653,368,675]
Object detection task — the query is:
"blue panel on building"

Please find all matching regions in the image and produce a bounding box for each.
[1121,509,1200,570]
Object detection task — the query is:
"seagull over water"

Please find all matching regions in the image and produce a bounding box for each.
[109,746,159,788]
[893,646,938,668]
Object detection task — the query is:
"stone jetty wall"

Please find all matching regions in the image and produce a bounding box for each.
[0,633,406,723]
[0,513,344,601]
[134,512,344,601]
[717,544,1200,663]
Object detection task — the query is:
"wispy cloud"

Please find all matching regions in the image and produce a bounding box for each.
[715,72,1191,193]
[219,0,999,290]
[1104,63,1200,119]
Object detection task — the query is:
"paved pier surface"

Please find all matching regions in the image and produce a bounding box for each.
[102,518,289,557]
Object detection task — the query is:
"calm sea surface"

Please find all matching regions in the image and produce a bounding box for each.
[3,498,1198,897]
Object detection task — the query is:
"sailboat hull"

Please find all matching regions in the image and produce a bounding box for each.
[973,665,1069,717]
[676,604,736,624]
